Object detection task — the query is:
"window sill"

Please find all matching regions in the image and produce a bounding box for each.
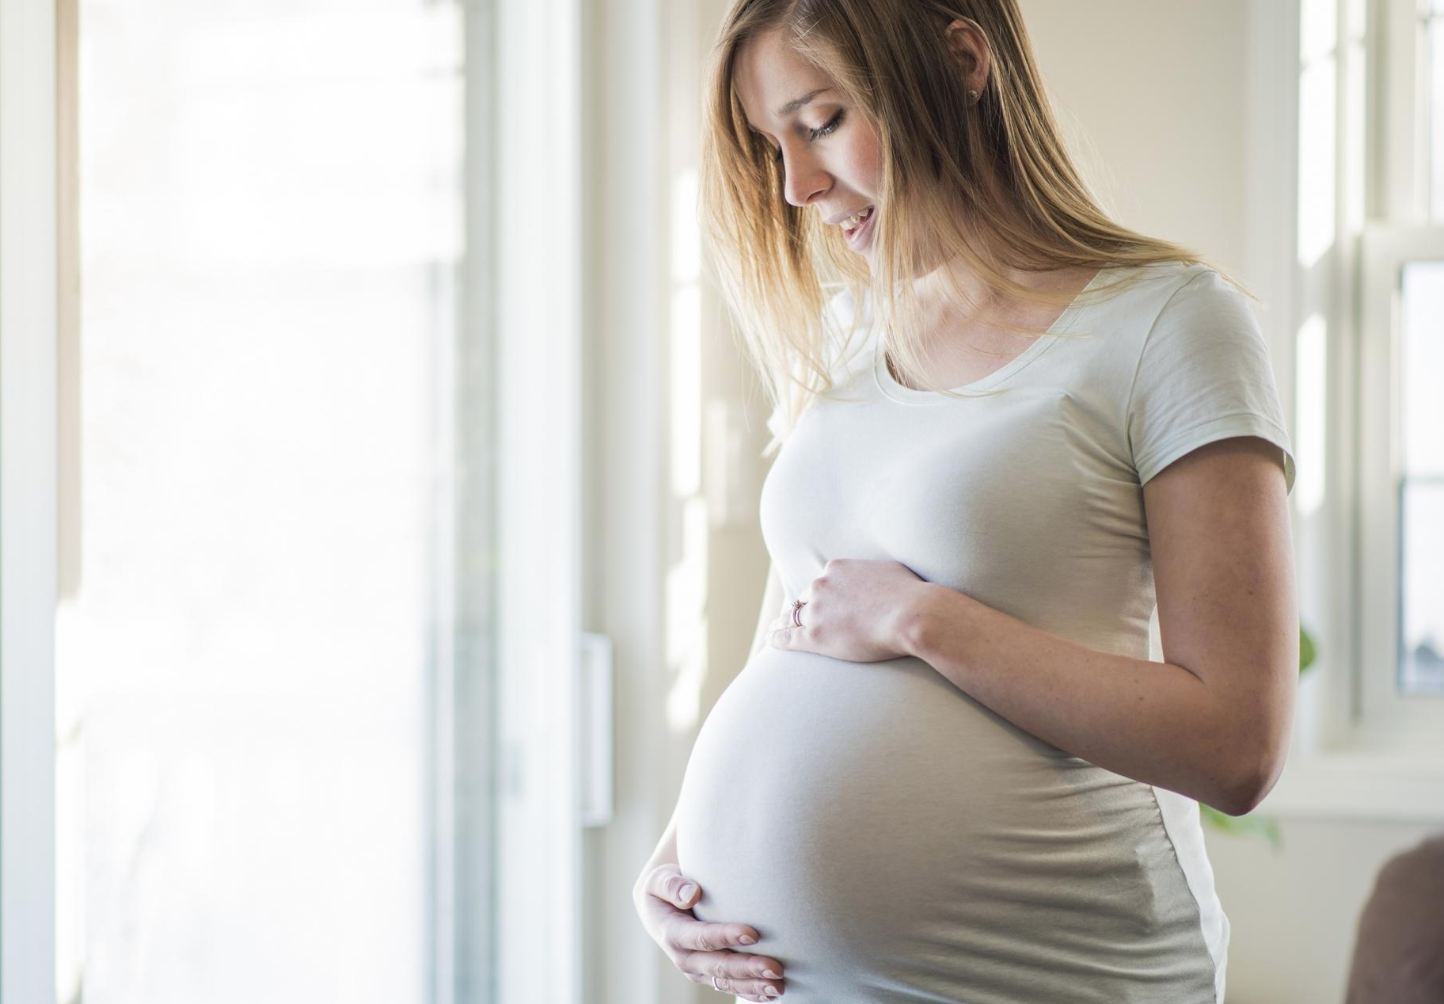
[1255,749,1444,822]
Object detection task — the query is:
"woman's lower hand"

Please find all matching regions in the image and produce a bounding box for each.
[634,863,785,1000]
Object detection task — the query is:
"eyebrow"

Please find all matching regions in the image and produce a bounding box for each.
[775,87,834,117]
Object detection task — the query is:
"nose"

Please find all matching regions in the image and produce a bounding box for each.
[780,146,830,208]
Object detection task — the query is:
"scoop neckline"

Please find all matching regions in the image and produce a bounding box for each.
[872,266,1111,404]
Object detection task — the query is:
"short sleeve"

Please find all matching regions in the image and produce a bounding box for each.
[1126,268,1297,494]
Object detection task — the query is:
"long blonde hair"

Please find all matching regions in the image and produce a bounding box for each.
[699,0,1252,456]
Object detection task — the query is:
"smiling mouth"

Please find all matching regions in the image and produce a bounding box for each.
[843,206,875,243]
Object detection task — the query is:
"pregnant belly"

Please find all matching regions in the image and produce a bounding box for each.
[672,645,1215,1003]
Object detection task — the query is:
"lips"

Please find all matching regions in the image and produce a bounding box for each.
[844,206,876,247]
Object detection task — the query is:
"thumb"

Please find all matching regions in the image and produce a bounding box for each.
[647,864,701,909]
[674,879,700,908]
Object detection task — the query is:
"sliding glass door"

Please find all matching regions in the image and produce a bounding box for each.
[52,1,587,1000]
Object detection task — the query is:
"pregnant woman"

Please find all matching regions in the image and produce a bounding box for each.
[633,2,1298,1002]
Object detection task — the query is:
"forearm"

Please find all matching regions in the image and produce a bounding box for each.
[897,583,1271,815]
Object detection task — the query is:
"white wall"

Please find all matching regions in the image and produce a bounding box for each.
[1202,818,1435,1003]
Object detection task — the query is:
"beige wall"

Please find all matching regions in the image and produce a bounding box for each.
[1020,0,1253,274]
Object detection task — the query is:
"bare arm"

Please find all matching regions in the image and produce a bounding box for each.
[899,437,1297,816]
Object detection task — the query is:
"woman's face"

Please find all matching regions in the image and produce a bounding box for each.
[733,28,885,262]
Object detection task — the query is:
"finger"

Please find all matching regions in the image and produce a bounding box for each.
[682,953,786,999]
[643,864,702,910]
[665,913,763,953]
[638,871,765,953]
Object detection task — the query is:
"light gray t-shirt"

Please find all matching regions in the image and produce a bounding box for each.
[673,261,1296,1003]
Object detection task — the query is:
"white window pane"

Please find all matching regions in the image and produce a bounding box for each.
[1298,53,1337,267]
[1400,262,1444,476]
[63,2,464,1002]
[1300,0,1337,64]
[1400,263,1444,697]
[1400,481,1444,694]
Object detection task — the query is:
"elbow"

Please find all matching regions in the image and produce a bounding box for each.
[1214,779,1267,818]
[1211,683,1295,817]
[1216,739,1289,817]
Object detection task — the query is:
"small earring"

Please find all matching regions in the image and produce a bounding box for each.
[968,88,979,103]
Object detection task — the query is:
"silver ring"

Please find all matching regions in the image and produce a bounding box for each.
[712,974,723,991]
[791,599,806,628]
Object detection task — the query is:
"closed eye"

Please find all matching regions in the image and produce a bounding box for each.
[769,109,846,163]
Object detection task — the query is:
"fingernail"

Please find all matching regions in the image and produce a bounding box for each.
[679,883,697,901]
[738,934,756,945]
[763,969,780,979]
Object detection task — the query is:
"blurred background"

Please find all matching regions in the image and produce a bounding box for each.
[1,0,1441,1002]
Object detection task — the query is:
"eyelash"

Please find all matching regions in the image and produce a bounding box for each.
[771,109,845,163]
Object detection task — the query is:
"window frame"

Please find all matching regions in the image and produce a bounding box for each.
[1381,0,1432,222]
[1252,0,1444,821]
[1355,0,1444,743]
[4,0,595,999]
[0,0,59,998]
[1356,225,1444,750]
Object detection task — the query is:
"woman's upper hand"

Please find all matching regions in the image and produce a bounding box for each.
[633,863,786,1000]
[768,557,934,662]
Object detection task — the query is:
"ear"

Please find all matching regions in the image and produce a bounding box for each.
[944,18,991,96]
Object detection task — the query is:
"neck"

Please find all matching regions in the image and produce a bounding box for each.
[907,183,1055,321]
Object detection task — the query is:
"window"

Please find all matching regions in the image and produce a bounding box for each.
[7,0,595,998]
[1346,0,1444,751]
[1398,262,1444,695]
[59,3,471,1001]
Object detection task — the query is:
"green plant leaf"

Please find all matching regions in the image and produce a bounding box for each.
[1199,803,1283,851]
[1300,623,1317,674]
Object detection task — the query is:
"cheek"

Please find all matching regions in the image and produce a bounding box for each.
[850,135,884,194]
